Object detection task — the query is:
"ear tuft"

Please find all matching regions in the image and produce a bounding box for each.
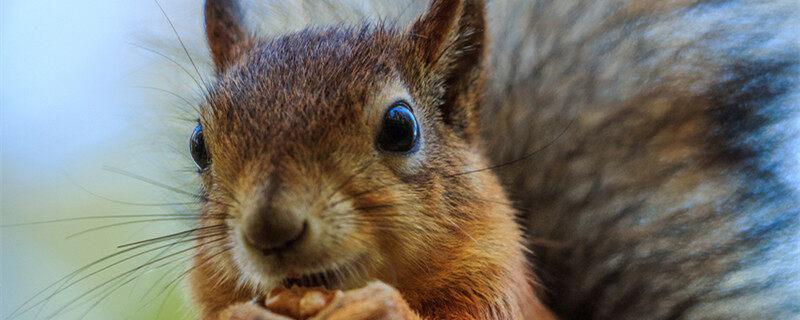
[408,0,488,140]
[410,0,466,66]
[205,0,249,73]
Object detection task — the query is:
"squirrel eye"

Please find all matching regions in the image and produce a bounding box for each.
[377,102,419,153]
[190,123,210,171]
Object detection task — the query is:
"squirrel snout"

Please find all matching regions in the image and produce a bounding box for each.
[242,206,308,255]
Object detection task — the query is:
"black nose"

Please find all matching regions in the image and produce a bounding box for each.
[243,207,307,255]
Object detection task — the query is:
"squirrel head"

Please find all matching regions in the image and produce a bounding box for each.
[191,0,521,314]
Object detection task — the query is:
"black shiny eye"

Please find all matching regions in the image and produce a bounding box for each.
[377,102,419,153]
[190,123,210,171]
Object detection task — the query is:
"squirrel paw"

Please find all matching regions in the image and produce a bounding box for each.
[312,281,420,320]
[219,302,294,320]
[220,281,419,320]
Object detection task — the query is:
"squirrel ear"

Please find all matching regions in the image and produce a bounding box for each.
[408,0,487,140]
[205,0,249,73]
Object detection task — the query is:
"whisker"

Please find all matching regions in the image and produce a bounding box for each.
[102,166,203,199]
[9,231,226,319]
[153,0,210,94]
[128,43,205,94]
[65,171,200,207]
[122,241,233,320]
[145,254,193,292]
[1,214,208,228]
[132,85,198,110]
[156,277,182,320]
[151,244,234,311]
[117,224,228,248]
[448,118,575,178]
[42,236,228,319]
[65,216,229,239]
[130,262,185,319]
[101,166,234,208]
[76,238,227,320]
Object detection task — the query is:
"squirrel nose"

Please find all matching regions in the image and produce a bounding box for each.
[243,206,307,255]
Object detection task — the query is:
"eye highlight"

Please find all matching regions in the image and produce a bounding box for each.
[377,101,420,153]
[190,123,210,171]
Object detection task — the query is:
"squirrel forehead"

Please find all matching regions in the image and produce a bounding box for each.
[202,26,407,126]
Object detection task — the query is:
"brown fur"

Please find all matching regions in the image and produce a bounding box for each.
[190,0,553,319]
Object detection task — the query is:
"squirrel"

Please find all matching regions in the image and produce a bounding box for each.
[190,0,552,319]
[186,0,800,319]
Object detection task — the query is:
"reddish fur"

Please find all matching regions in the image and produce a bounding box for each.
[191,0,555,319]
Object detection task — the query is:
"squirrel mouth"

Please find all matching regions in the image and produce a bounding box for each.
[282,268,343,289]
[279,254,368,290]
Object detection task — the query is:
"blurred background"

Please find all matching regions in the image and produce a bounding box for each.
[2,1,213,319]
[3,1,799,320]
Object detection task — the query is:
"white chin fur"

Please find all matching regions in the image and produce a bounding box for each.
[231,228,282,292]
